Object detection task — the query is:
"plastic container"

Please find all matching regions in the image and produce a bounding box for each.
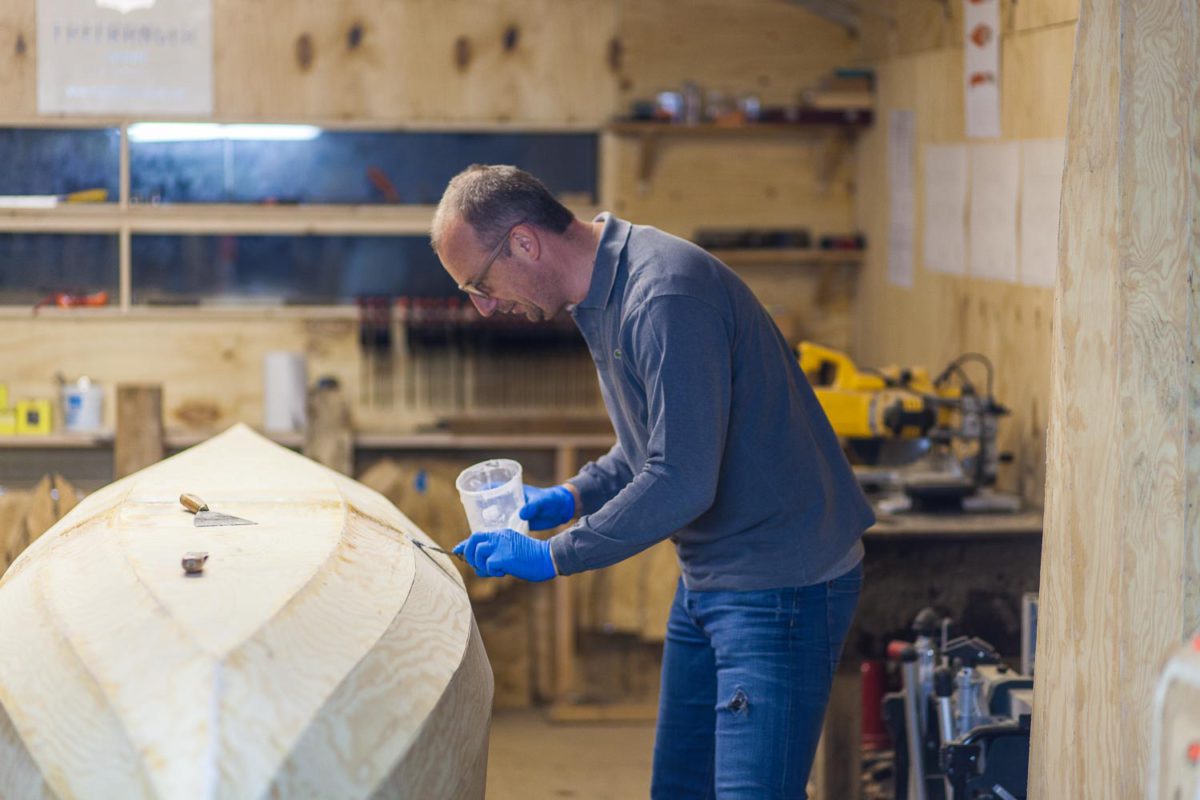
[455,459,529,535]
[61,378,104,432]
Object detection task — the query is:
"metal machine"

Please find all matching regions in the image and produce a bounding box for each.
[798,343,1013,511]
[884,611,1034,800]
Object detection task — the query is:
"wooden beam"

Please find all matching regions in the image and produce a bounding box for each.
[553,444,580,704]
[1029,0,1199,796]
[810,668,862,800]
[114,384,164,479]
[303,377,354,475]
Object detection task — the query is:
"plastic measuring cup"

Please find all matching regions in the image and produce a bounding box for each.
[456,458,530,535]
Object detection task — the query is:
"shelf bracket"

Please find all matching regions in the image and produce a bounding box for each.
[635,131,661,195]
[815,129,854,193]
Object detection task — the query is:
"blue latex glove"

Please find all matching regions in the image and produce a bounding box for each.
[453,529,557,582]
[519,484,576,531]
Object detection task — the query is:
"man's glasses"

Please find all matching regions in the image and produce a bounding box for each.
[457,221,523,300]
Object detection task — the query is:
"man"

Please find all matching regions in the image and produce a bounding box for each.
[432,164,873,799]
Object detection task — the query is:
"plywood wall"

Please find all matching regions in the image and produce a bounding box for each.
[0,0,620,125]
[0,0,861,432]
[614,0,859,110]
[852,0,1077,504]
[0,310,360,432]
[0,0,865,126]
[603,0,862,352]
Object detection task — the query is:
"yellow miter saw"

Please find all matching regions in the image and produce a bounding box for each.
[798,342,1016,512]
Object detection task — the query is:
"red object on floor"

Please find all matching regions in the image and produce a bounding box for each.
[861,659,891,750]
[886,639,910,662]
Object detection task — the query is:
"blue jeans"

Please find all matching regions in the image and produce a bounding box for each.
[651,561,863,799]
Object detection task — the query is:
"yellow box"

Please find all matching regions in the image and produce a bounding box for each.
[0,409,15,435]
[15,400,52,435]
[0,383,8,411]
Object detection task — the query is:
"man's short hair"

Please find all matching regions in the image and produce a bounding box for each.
[431,164,574,252]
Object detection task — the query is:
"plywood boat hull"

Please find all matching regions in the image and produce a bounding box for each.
[0,425,492,799]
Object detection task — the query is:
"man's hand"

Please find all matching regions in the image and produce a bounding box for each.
[453,529,557,582]
[519,484,577,530]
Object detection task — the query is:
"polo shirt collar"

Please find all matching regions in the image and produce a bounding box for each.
[576,213,631,311]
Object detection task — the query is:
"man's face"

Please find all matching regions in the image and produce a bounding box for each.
[436,215,554,322]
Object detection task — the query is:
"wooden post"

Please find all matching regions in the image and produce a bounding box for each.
[1030,0,1199,797]
[553,444,578,704]
[810,668,862,800]
[303,377,353,474]
[114,385,164,479]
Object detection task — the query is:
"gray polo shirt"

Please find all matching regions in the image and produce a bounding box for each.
[549,214,872,591]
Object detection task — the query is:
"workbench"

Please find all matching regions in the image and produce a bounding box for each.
[858,507,1043,658]
[811,506,1043,800]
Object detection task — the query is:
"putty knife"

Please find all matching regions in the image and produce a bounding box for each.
[180,493,257,527]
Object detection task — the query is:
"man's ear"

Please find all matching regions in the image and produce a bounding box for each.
[512,226,541,260]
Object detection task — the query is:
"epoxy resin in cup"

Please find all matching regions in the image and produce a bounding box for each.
[455,458,530,535]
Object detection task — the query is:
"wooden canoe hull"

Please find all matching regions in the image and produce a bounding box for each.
[0,425,492,799]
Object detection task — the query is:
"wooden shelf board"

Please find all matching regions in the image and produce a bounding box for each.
[0,429,615,452]
[606,119,869,136]
[866,509,1044,538]
[0,306,361,320]
[707,248,865,266]
[607,118,868,186]
[354,433,616,451]
[0,205,124,233]
[0,432,114,449]
[0,116,600,133]
[0,203,603,237]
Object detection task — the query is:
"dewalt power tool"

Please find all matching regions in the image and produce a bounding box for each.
[798,343,1012,510]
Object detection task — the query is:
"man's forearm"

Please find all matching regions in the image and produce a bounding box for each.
[562,481,583,518]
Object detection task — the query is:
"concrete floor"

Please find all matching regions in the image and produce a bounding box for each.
[486,710,657,799]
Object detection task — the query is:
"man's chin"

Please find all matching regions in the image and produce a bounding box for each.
[523,308,544,322]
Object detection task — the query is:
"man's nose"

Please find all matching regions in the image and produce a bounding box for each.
[470,294,498,317]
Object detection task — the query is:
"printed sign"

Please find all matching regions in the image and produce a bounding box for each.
[964,0,1001,138]
[37,0,213,115]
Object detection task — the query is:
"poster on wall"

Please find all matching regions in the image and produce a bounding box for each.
[923,144,968,276]
[888,109,916,289]
[969,142,1019,283]
[1019,138,1067,288]
[964,0,1001,138]
[37,0,213,115]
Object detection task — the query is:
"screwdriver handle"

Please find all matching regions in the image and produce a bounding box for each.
[179,494,209,514]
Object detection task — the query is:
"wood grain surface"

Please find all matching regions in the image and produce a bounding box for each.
[1029,0,1199,796]
[0,424,491,798]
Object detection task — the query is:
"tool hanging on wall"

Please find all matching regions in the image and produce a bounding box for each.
[33,290,109,312]
[357,295,394,408]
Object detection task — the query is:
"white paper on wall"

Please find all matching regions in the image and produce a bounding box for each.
[969,142,1020,283]
[888,109,916,289]
[923,144,969,275]
[38,0,213,115]
[1018,138,1067,288]
[964,0,1002,138]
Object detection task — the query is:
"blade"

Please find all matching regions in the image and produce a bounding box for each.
[194,511,256,527]
[411,538,460,559]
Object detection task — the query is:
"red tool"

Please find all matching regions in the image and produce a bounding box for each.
[33,290,109,312]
